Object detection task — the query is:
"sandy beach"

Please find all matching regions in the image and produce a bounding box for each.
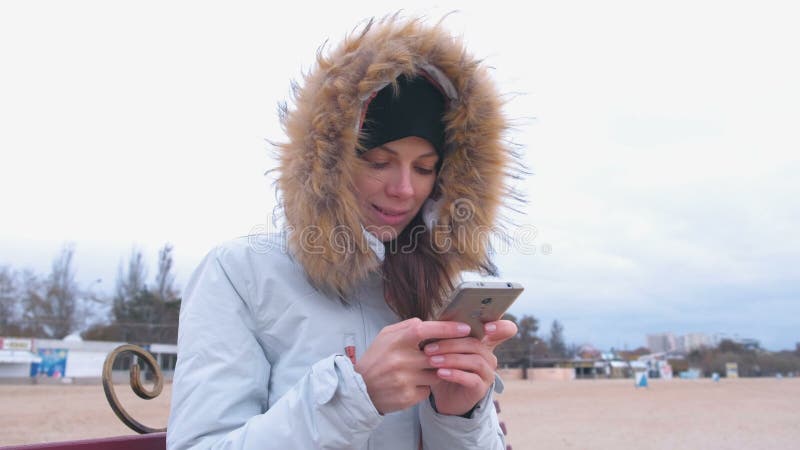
[1,377,798,449]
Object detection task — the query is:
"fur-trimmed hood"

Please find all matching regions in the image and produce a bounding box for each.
[276,15,520,298]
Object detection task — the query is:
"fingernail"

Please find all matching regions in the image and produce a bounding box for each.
[485,323,497,333]
[425,343,439,353]
[439,368,452,377]
[431,355,445,364]
[457,324,471,334]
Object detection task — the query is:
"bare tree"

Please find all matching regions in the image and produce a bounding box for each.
[44,244,80,338]
[0,266,20,334]
[84,244,180,344]
[496,313,543,366]
[20,269,48,337]
[3,246,82,338]
[567,342,580,359]
[518,315,539,344]
[549,320,567,357]
[111,248,149,342]
[75,278,105,334]
[154,244,178,302]
[116,248,147,306]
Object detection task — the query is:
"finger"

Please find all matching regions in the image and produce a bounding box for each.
[397,353,449,384]
[423,336,482,354]
[429,353,496,382]
[401,320,472,346]
[374,343,433,374]
[423,337,495,364]
[481,319,518,348]
[435,368,489,392]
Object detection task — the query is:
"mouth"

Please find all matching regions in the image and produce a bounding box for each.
[371,204,410,225]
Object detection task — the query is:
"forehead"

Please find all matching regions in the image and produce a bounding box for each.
[369,137,439,159]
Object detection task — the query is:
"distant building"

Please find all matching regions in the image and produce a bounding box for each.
[647,333,677,353]
[0,338,41,378]
[0,335,176,383]
[678,333,712,352]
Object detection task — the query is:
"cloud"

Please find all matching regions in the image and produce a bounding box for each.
[1,1,798,351]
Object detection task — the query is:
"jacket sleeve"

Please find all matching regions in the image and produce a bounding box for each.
[419,377,506,449]
[167,248,383,450]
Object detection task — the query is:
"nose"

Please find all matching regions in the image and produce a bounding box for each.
[386,166,414,200]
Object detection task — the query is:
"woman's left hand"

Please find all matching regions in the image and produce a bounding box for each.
[423,319,518,416]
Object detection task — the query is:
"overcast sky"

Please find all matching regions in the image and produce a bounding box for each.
[1,1,798,351]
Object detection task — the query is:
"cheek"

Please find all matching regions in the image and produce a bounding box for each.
[353,173,382,201]
[415,177,436,200]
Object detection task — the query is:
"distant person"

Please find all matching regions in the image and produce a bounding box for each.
[168,14,521,449]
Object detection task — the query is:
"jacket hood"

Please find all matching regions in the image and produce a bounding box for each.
[276,15,521,297]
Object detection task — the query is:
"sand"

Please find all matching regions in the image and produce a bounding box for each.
[497,377,800,450]
[1,377,798,449]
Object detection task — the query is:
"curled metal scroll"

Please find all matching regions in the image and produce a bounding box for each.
[102,344,167,434]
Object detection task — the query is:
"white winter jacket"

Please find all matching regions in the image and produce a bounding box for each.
[167,234,506,449]
[168,15,521,449]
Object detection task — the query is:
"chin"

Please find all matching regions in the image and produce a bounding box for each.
[375,228,401,242]
[365,225,403,242]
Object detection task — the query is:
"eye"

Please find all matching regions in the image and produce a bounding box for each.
[415,166,435,175]
[369,161,389,170]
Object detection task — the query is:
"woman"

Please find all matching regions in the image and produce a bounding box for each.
[168,15,521,449]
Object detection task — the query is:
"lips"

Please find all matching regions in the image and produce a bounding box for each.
[371,204,410,225]
[373,204,408,216]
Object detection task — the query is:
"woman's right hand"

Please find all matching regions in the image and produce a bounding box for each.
[354,318,472,414]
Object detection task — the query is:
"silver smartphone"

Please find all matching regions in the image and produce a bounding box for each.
[431,281,524,341]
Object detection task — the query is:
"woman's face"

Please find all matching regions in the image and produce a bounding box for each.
[354,136,439,242]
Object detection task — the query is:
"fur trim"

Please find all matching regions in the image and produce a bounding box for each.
[276,15,518,297]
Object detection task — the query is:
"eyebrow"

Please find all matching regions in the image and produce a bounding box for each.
[377,144,439,159]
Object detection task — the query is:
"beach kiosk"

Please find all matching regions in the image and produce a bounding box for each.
[630,361,649,388]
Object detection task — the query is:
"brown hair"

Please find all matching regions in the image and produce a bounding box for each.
[380,211,495,320]
[381,214,453,319]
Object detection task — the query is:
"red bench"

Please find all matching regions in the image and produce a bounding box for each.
[1,433,166,450]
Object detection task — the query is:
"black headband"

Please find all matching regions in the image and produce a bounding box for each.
[359,75,446,156]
